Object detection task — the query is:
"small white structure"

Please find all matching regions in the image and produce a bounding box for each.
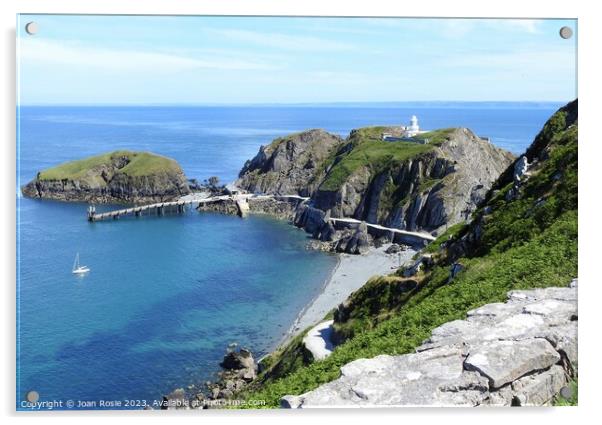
[405,115,420,137]
[401,115,426,137]
[382,115,428,142]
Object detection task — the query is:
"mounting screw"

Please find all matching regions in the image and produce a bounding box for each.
[25,390,39,403]
[559,385,573,399]
[25,21,38,35]
[559,26,573,39]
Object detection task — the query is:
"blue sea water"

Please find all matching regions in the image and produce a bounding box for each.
[16,103,562,410]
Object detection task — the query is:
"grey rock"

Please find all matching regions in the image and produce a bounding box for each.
[510,365,567,406]
[162,388,189,410]
[221,348,255,371]
[542,323,578,368]
[333,222,371,255]
[236,129,344,197]
[464,338,560,389]
[282,279,577,408]
[402,254,434,277]
[513,155,530,185]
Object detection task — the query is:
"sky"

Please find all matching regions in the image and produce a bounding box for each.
[17,15,577,105]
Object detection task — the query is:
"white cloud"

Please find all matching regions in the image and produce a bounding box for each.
[437,18,542,39]
[494,19,541,34]
[19,38,276,72]
[208,29,355,52]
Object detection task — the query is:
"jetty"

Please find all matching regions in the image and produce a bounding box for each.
[86,193,435,244]
[86,193,308,222]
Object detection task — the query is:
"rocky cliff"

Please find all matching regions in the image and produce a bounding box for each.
[237,126,514,236]
[237,129,344,196]
[22,150,191,204]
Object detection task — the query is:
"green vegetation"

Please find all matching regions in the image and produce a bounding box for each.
[256,332,313,383]
[318,127,455,192]
[38,150,180,180]
[332,275,419,342]
[423,222,467,253]
[240,102,577,408]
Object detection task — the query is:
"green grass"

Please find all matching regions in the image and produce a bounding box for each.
[318,127,455,192]
[423,223,468,253]
[239,102,577,408]
[38,150,180,180]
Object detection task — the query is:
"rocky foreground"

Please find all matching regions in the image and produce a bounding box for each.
[282,279,577,407]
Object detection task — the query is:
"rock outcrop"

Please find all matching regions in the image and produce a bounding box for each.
[22,150,190,204]
[282,280,577,408]
[163,348,258,410]
[236,129,344,196]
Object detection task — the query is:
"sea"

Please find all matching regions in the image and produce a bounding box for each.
[16,102,563,410]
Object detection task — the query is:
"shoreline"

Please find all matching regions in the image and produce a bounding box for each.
[279,244,418,347]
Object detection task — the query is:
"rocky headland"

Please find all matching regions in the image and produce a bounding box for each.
[21,150,191,204]
[237,126,515,238]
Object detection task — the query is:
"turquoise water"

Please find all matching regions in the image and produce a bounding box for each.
[16,103,562,409]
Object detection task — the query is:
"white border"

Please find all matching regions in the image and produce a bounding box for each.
[2,1,600,424]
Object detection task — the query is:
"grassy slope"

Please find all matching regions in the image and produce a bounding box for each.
[241,101,577,407]
[38,151,180,180]
[318,127,455,192]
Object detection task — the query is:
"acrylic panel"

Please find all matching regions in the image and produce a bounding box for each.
[16,15,578,410]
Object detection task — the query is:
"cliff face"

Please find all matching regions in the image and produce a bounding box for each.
[313,127,514,234]
[238,126,514,236]
[22,151,191,204]
[236,129,344,197]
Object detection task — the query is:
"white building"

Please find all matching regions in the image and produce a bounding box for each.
[382,115,429,143]
[403,115,422,137]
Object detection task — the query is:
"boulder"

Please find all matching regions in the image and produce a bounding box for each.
[385,244,402,254]
[464,339,561,389]
[220,348,256,371]
[513,156,530,185]
[333,222,370,255]
[161,388,188,410]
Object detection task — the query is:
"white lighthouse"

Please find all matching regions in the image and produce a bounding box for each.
[406,115,420,137]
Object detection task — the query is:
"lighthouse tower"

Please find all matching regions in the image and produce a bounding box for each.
[406,115,420,137]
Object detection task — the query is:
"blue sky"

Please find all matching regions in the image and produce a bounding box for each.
[17,15,577,105]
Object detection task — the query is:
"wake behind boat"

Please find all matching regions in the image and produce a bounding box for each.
[72,253,90,274]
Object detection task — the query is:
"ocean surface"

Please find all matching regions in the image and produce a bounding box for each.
[16,103,562,409]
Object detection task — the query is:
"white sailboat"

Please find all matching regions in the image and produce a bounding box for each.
[72,253,90,274]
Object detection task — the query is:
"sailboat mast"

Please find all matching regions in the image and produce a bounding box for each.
[73,253,79,271]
